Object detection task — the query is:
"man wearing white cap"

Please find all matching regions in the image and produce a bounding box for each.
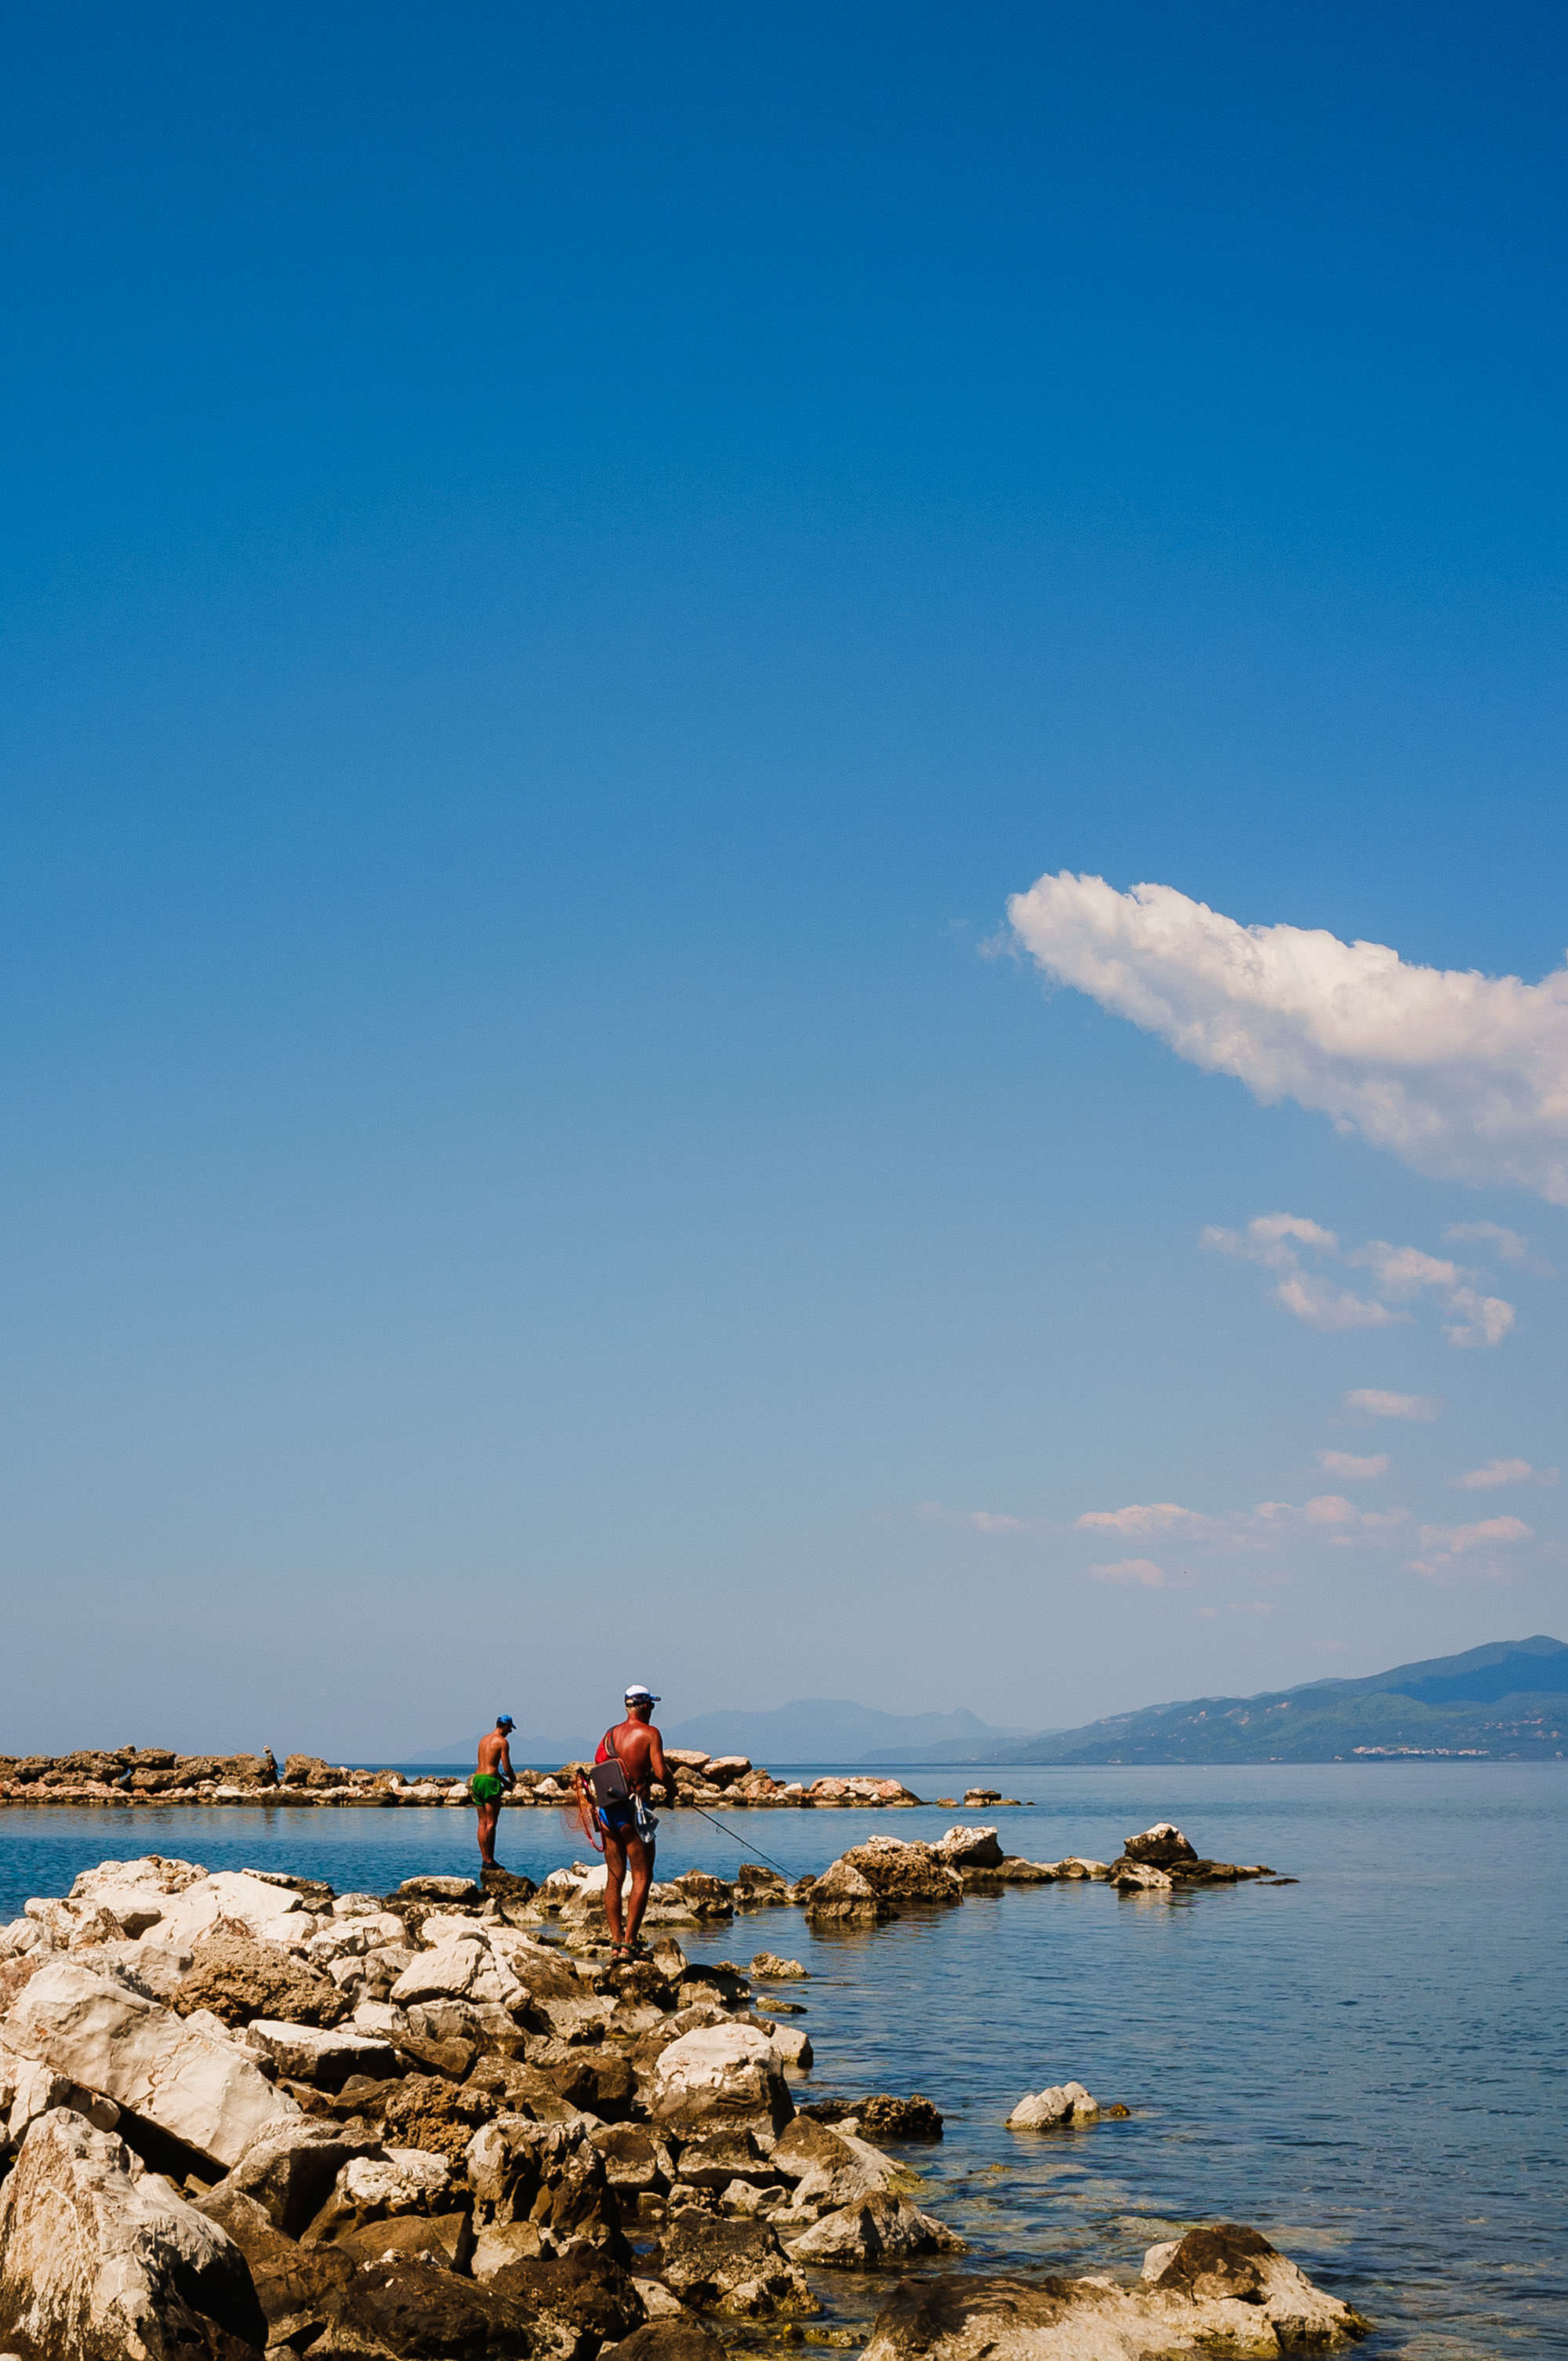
[583,1686,669,1960]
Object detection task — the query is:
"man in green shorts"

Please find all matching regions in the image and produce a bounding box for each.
[470,1716,516,1869]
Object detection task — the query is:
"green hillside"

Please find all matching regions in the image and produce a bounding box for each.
[994,1635,1568,1763]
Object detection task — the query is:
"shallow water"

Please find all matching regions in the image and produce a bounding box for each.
[3,1764,1563,2357]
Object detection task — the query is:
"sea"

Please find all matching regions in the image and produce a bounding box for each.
[2,1763,1563,2359]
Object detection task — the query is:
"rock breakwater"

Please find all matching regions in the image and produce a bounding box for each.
[0,1747,932,1810]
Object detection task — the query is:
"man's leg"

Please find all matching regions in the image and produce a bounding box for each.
[622,1830,655,1949]
[601,1830,628,1946]
[477,1799,499,1866]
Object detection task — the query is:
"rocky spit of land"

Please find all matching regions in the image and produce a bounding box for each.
[0,1822,1365,2359]
[0,1749,1034,1812]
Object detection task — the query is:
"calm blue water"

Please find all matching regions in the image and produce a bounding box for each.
[3,1765,1563,2359]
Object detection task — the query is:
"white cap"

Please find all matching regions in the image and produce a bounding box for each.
[624,1684,660,1704]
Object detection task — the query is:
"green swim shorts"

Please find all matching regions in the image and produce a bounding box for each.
[470,1773,504,1804]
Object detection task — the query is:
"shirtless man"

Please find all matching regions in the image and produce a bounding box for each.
[470,1716,516,1869]
[590,1686,669,1958]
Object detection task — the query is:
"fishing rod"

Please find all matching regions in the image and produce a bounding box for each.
[674,1796,796,1883]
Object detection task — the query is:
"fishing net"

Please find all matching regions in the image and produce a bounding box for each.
[557,1781,603,1852]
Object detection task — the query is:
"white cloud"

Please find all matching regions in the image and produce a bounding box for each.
[1318,1451,1390,1479]
[1444,1221,1530,1263]
[1075,1496,1407,1551]
[1348,1241,1460,1295]
[1442,1287,1515,1348]
[917,1502,1037,1535]
[1408,1515,1533,1579]
[1345,1388,1441,1420]
[1273,1274,1401,1331]
[1007,871,1568,1204]
[1090,1557,1167,1587]
[1450,1458,1559,1491]
[1205,1213,1513,1345]
[1076,1502,1207,1538]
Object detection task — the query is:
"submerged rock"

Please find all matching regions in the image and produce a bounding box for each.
[1006,2082,1100,2129]
[861,2225,1370,2359]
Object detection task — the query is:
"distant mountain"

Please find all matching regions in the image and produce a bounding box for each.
[978,1635,1568,1765]
[665,1698,1030,1763]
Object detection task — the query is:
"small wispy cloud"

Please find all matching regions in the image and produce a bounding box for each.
[1345,1389,1441,1422]
[1317,1450,1390,1480]
[1450,1459,1559,1491]
[1408,1515,1533,1580]
[1204,1213,1515,1346]
[916,1502,1040,1536]
[1073,1495,1408,1552]
[1076,1502,1206,1538]
[1090,1558,1167,1587]
[1444,1221,1532,1264]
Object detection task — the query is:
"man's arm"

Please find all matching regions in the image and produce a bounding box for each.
[499,1738,515,1789]
[647,1727,670,1791]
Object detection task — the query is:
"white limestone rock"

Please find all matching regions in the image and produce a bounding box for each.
[937,1825,1006,1869]
[1006,2081,1101,2129]
[652,2021,795,2138]
[3,1959,299,2168]
[788,2189,966,2265]
[0,2107,267,2360]
[244,2018,398,2087]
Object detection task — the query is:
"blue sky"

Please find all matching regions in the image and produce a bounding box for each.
[2,3,1566,1755]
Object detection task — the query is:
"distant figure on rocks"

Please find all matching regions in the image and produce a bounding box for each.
[584,1686,668,1960]
[470,1716,517,1869]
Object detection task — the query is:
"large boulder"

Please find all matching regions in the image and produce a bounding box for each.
[137,1870,316,1951]
[486,2245,647,2343]
[788,2190,967,2265]
[771,2116,902,2211]
[659,2214,818,2316]
[650,2021,794,2139]
[801,1857,897,1927]
[1122,1823,1199,1869]
[66,1856,207,1938]
[242,2019,398,2090]
[194,2184,354,2352]
[465,2112,626,2255]
[174,1932,350,2029]
[202,2121,375,2238]
[0,2107,267,2360]
[4,1960,299,2169]
[936,1826,1005,1870]
[312,2255,541,2356]
[860,2228,1370,2361]
[839,1839,964,1907]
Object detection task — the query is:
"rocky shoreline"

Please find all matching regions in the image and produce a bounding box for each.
[0,1748,1033,1812]
[0,1819,1363,2358]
